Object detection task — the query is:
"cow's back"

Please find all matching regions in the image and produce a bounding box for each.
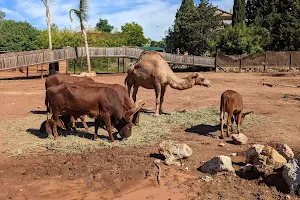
[45,73,94,89]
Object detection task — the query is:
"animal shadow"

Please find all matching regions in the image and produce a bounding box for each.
[74,121,94,129]
[185,124,220,137]
[149,153,165,160]
[30,110,48,115]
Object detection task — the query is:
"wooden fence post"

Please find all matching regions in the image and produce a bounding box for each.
[26,67,28,78]
[239,57,242,72]
[118,58,120,73]
[41,64,44,79]
[264,52,267,72]
[215,52,218,72]
[289,52,292,70]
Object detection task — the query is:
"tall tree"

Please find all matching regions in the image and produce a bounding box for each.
[41,0,53,50]
[95,18,114,33]
[166,0,221,55]
[0,10,5,21]
[246,0,300,51]
[232,0,246,26]
[172,0,195,50]
[0,20,39,51]
[121,22,147,46]
[69,0,92,73]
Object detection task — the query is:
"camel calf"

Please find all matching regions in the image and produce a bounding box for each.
[220,90,253,139]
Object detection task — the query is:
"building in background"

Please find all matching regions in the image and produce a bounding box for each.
[216,8,233,27]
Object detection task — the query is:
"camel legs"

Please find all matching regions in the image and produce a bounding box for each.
[159,86,166,114]
[154,84,161,116]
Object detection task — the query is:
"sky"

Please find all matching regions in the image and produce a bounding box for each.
[0,0,233,41]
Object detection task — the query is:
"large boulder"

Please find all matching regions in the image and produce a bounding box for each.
[245,144,265,164]
[158,140,193,166]
[282,157,300,193]
[232,133,248,145]
[201,155,235,175]
[276,143,294,161]
[253,146,287,175]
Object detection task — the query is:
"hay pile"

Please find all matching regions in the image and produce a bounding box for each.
[0,107,265,155]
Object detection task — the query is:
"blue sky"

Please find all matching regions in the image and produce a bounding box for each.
[0,0,233,41]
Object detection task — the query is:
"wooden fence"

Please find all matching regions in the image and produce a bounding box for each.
[217,51,300,71]
[0,47,215,71]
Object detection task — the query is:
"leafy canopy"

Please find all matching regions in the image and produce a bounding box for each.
[166,0,221,55]
[0,20,40,52]
[214,23,270,55]
[95,18,114,33]
[246,0,300,51]
[121,22,148,47]
[0,10,5,21]
[232,0,246,26]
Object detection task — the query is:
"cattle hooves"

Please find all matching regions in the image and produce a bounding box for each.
[153,113,159,117]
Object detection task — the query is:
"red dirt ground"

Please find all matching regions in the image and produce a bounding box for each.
[0,71,300,200]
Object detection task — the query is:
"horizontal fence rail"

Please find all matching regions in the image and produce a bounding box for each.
[0,47,215,71]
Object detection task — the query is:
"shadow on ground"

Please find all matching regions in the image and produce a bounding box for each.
[185,124,219,137]
[26,127,121,141]
[0,75,49,81]
[30,110,48,115]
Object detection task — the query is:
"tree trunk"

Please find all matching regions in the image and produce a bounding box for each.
[82,28,91,73]
[45,2,52,50]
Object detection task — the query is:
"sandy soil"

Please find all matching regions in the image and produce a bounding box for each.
[0,71,300,200]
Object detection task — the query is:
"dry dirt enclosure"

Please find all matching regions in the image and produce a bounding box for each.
[0,72,300,200]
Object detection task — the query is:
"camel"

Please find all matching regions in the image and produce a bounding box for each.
[125,51,211,116]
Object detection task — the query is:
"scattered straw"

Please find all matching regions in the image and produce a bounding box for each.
[0,107,266,156]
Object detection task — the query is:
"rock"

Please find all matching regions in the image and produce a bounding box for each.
[254,146,287,175]
[70,71,97,77]
[201,156,235,175]
[158,140,192,166]
[282,157,300,193]
[218,143,225,147]
[199,176,213,182]
[229,153,237,157]
[154,159,161,164]
[245,144,265,164]
[285,195,291,200]
[276,143,294,160]
[212,135,220,139]
[241,164,253,176]
[80,71,97,77]
[232,133,248,145]
[38,106,42,108]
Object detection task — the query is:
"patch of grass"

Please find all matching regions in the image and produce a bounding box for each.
[0,107,265,156]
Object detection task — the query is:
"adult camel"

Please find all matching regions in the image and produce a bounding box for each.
[125,51,211,116]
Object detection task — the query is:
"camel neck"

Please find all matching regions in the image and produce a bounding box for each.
[168,73,195,90]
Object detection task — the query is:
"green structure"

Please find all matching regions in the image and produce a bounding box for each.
[139,46,165,52]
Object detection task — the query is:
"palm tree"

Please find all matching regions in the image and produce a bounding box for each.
[69,0,91,74]
[41,0,53,50]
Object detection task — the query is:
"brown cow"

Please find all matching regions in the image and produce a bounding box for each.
[74,81,140,126]
[46,83,144,142]
[44,73,95,130]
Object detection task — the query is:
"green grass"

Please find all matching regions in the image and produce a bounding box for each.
[0,107,265,156]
